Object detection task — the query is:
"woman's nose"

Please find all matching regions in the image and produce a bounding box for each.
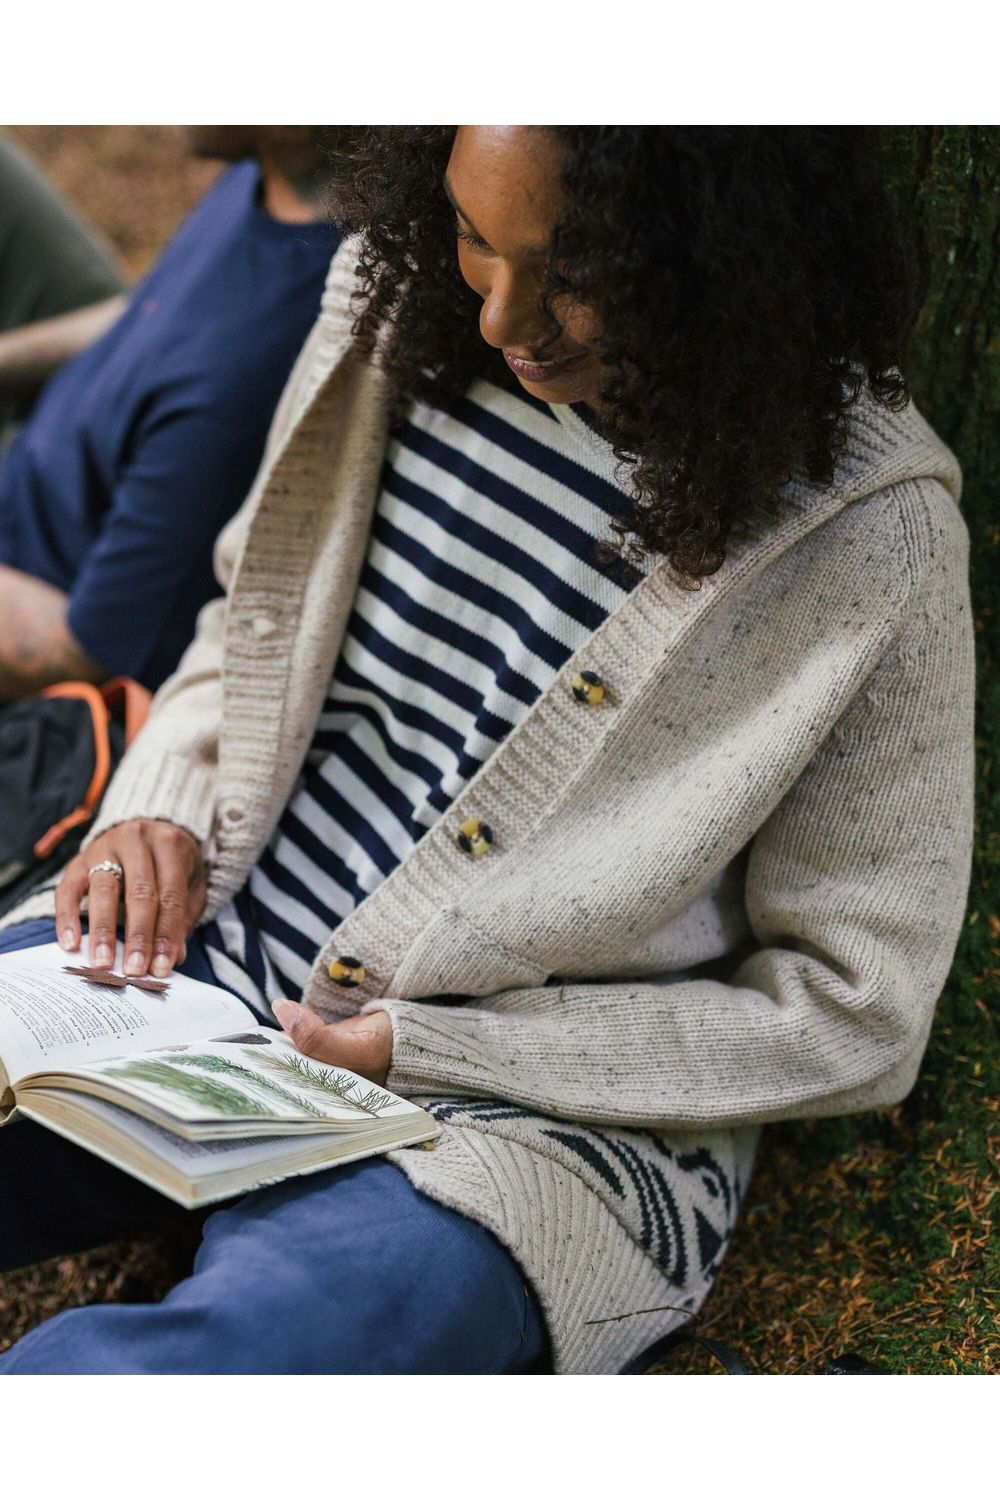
[479,265,546,351]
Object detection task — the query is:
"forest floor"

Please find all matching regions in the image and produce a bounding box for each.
[1,126,996,1375]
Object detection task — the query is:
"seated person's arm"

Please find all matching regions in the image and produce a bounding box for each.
[0,295,127,399]
[62,402,274,693]
[0,563,105,700]
[0,395,252,701]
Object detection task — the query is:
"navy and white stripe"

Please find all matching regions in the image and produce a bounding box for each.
[203,377,643,1016]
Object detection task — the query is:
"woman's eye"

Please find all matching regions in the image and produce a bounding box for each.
[456,223,490,253]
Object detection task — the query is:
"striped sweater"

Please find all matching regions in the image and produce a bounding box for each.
[204,380,644,1014]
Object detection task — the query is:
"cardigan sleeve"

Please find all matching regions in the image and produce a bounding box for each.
[365,511,976,1129]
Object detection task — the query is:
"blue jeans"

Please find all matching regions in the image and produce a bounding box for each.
[0,921,549,1373]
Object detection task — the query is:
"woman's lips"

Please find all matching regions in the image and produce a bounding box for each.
[502,349,589,384]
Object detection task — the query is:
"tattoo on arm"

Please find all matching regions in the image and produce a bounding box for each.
[0,564,106,701]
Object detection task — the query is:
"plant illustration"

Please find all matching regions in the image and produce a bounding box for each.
[246,1045,391,1116]
[353,1085,394,1114]
[164,1052,330,1120]
[107,1059,279,1118]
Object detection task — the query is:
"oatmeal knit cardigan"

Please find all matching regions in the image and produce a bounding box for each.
[9,240,976,1372]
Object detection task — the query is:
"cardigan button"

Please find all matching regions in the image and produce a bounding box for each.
[571,669,605,706]
[456,818,494,857]
[328,955,366,987]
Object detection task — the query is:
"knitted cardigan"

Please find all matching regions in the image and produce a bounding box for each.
[7,240,976,1372]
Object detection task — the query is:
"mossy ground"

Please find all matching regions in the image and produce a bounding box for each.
[0,127,995,1373]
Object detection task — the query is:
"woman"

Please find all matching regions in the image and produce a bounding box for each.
[0,127,974,1374]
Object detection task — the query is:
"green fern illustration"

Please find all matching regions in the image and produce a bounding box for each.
[246,1046,383,1116]
[353,1085,394,1114]
[107,1059,279,1118]
[165,1053,330,1120]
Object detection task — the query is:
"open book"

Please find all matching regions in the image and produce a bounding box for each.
[0,940,440,1207]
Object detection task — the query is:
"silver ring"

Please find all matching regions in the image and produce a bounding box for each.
[88,860,125,885]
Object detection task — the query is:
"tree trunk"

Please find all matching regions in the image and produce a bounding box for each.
[887,125,999,952]
[888,127,1000,545]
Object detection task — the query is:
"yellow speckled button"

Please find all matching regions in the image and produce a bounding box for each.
[456,818,494,857]
[328,955,366,987]
[571,669,605,705]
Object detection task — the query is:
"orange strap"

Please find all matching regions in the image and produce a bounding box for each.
[101,676,152,745]
[33,682,111,859]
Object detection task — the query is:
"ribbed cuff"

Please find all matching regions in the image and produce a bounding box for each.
[361,999,500,1098]
[86,753,218,849]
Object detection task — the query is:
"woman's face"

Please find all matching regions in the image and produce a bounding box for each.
[446,126,605,407]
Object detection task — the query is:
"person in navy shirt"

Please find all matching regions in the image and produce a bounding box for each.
[0,127,341,697]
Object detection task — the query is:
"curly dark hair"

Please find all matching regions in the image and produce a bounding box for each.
[331,127,914,581]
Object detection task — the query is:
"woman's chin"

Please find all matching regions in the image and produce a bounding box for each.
[514,370,597,406]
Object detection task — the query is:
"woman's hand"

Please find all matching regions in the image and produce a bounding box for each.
[272,1001,393,1088]
[55,819,206,978]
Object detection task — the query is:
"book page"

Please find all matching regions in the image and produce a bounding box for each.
[0,939,253,1088]
[52,1032,413,1131]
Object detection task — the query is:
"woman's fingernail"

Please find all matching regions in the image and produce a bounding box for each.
[94,943,113,966]
[59,929,76,950]
[151,955,172,978]
[125,951,146,976]
[271,999,297,1030]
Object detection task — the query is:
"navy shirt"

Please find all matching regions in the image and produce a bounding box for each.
[0,161,339,689]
